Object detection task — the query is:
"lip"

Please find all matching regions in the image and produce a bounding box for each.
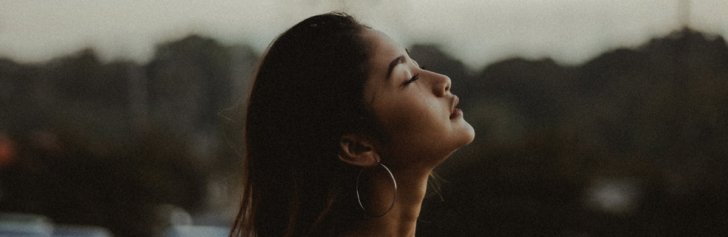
[450,108,462,119]
[450,96,461,119]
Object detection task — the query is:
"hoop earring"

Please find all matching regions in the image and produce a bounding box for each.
[356,163,397,217]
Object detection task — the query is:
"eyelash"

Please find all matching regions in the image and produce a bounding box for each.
[403,65,427,86]
[404,74,419,85]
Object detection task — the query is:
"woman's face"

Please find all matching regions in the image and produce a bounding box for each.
[362,29,475,170]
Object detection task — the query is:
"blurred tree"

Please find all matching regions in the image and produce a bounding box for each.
[2,29,727,237]
[416,29,728,237]
[0,35,258,237]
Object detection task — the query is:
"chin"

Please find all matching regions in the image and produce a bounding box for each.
[440,125,475,161]
[458,123,476,147]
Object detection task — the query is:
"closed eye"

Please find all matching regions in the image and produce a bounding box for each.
[403,74,419,86]
[403,63,428,86]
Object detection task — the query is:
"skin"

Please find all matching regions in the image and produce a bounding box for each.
[341,29,475,236]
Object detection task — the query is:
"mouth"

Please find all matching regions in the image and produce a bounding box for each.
[450,96,462,119]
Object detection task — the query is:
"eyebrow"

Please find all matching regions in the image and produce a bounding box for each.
[386,55,406,80]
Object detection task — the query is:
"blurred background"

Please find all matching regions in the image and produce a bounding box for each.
[1,0,728,236]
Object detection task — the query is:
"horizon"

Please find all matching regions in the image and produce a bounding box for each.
[0,27,722,72]
[1,0,727,69]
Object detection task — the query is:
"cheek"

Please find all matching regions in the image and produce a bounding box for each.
[378,97,443,143]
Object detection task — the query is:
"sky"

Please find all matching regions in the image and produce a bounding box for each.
[0,0,727,69]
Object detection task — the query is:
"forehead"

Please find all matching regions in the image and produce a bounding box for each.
[361,29,407,106]
[362,29,406,73]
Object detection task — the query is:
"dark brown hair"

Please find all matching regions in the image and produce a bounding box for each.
[230,12,381,237]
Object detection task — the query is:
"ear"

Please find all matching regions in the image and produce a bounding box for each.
[338,134,380,167]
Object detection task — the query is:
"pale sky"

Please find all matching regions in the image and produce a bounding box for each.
[1,0,726,69]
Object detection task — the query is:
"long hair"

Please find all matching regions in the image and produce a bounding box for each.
[230,12,382,237]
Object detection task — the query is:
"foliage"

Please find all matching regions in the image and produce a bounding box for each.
[2,29,727,236]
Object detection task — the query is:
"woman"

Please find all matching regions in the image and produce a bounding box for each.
[230,12,475,237]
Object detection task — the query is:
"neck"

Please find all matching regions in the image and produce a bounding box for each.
[348,167,432,237]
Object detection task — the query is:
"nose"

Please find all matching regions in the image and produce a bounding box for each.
[432,72,451,97]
